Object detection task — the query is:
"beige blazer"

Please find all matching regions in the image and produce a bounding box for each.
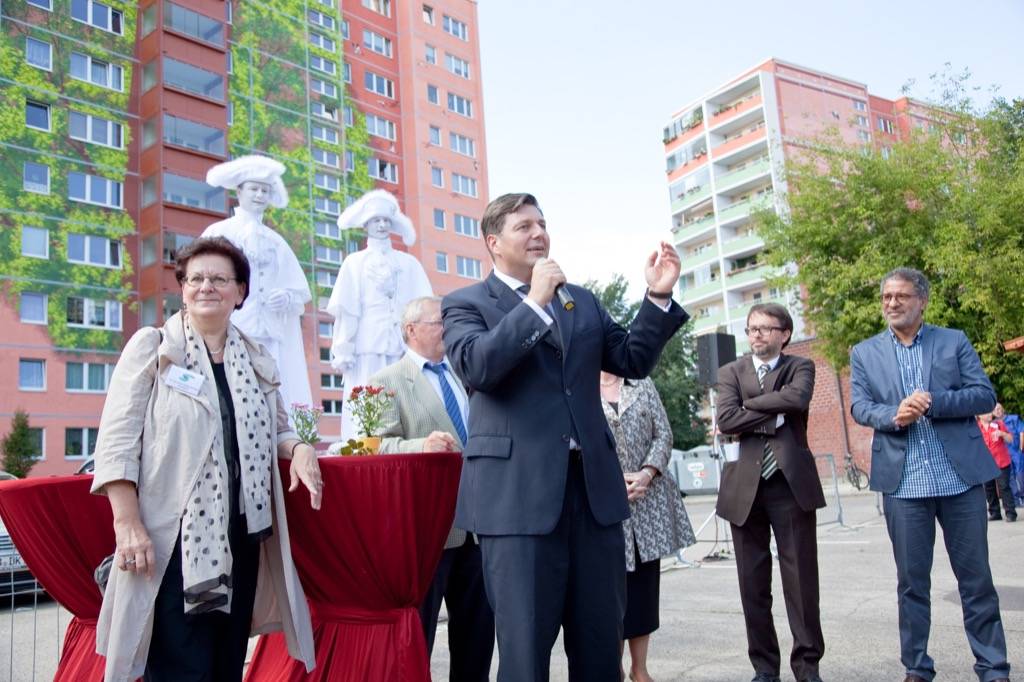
[370,353,468,549]
[90,313,315,681]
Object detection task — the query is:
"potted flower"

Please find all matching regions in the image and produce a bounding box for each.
[337,385,395,455]
[290,403,323,448]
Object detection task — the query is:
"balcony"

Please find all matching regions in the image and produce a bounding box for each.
[720,232,765,257]
[672,214,716,245]
[728,295,787,323]
[725,263,779,289]
[670,185,712,214]
[692,309,726,332]
[679,279,722,304]
[679,249,719,274]
[718,194,773,224]
[711,126,766,159]
[667,152,709,182]
[708,94,763,129]
[715,158,771,192]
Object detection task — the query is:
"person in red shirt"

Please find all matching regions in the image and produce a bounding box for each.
[978,411,1017,522]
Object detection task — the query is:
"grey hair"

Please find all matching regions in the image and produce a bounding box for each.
[881,267,930,300]
[400,296,443,342]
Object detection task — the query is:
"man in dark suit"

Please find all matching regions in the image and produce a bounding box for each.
[441,193,687,681]
[850,268,1009,682]
[716,303,826,682]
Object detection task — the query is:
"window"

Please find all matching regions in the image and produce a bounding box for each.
[426,84,439,104]
[23,162,50,194]
[322,399,342,415]
[445,53,470,79]
[881,146,892,160]
[433,208,445,229]
[65,427,99,459]
[365,71,394,98]
[321,373,344,389]
[344,150,355,171]
[163,1,224,46]
[318,321,333,338]
[25,37,52,70]
[436,251,448,272]
[66,297,122,330]
[69,111,124,149]
[227,101,233,126]
[443,14,468,40]
[312,101,338,121]
[856,115,868,127]
[67,233,121,268]
[315,0,334,7]
[341,18,349,39]
[141,60,157,91]
[447,93,472,117]
[451,173,477,197]
[27,0,51,8]
[315,197,341,215]
[162,232,194,263]
[853,100,867,112]
[20,293,47,324]
[311,78,338,99]
[454,214,479,237]
[363,30,392,57]
[310,55,336,75]
[316,220,341,239]
[878,117,895,134]
[456,255,481,279]
[25,100,50,131]
[428,125,441,145]
[857,130,871,143]
[27,429,44,461]
[21,226,48,258]
[425,45,436,65]
[163,57,224,100]
[141,176,158,207]
[162,114,224,155]
[315,171,340,191]
[368,158,398,183]
[315,268,336,287]
[312,125,338,144]
[163,294,182,319]
[69,52,123,91]
[71,0,123,33]
[449,132,475,157]
[141,236,157,266]
[313,148,340,168]
[308,9,335,30]
[68,172,123,209]
[19,360,45,390]
[430,167,444,188]
[362,0,390,16]
[66,362,114,392]
[162,173,225,212]
[365,114,396,140]
[423,5,434,24]
[309,32,335,53]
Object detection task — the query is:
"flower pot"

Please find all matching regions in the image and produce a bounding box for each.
[359,436,381,454]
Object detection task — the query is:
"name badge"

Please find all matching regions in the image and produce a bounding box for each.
[163,365,205,396]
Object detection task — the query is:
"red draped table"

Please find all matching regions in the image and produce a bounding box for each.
[0,452,461,682]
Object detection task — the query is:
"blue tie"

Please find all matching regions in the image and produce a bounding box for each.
[425,362,468,445]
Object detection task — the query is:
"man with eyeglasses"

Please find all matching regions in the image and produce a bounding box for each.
[368,296,494,681]
[716,302,825,682]
[850,267,1009,682]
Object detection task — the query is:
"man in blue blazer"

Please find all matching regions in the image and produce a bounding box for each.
[850,267,1010,682]
[442,193,687,681]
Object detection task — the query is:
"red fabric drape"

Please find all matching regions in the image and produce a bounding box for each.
[0,476,114,681]
[246,453,461,682]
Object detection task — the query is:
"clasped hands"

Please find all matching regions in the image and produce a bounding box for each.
[624,468,656,501]
[894,389,931,428]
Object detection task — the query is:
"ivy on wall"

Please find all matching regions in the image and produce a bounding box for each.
[0,0,137,352]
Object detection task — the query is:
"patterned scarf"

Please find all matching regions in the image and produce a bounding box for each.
[180,315,273,615]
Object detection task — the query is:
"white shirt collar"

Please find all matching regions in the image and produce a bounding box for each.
[405,347,447,371]
[492,268,528,294]
[752,354,781,372]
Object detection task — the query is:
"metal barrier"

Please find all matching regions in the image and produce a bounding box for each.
[814,453,847,528]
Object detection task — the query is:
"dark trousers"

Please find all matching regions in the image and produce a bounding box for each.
[418,538,494,681]
[883,486,1010,681]
[984,466,1017,519]
[730,471,823,681]
[479,455,626,682]
[145,518,260,682]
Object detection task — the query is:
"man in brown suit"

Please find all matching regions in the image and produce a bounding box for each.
[716,303,826,682]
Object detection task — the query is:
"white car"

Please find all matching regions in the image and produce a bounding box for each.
[0,473,43,599]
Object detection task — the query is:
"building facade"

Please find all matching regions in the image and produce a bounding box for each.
[1,0,490,476]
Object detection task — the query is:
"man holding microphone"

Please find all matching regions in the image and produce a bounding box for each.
[442,193,688,681]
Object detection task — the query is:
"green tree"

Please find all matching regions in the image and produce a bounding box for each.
[584,275,707,449]
[755,69,1024,409]
[1,409,38,479]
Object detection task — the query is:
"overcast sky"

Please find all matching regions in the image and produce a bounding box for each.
[476,0,1024,298]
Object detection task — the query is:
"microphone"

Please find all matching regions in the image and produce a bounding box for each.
[556,285,575,311]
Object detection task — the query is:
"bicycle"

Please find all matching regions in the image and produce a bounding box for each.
[843,452,868,490]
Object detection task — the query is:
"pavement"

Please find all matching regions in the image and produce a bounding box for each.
[429,485,1024,681]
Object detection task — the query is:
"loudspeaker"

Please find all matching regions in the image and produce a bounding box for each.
[696,333,736,386]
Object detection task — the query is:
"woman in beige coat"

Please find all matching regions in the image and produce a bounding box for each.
[91,237,322,681]
[601,373,696,682]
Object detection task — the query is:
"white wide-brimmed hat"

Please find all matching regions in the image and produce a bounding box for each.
[206,155,289,208]
[336,189,416,246]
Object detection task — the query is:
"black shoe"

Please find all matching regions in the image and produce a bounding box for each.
[1006,515,1018,522]
[801,676,824,682]
[989,514,1003,521]
[751,674,781,682]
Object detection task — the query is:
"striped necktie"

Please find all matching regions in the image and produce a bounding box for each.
[757,364,779,479]
[425,362,468,445]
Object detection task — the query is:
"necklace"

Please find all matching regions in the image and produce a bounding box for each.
[206,342,225,355]
[600,377,620,387]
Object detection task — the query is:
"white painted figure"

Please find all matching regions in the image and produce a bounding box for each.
[326,190,433,437]
[202,155,313,417]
